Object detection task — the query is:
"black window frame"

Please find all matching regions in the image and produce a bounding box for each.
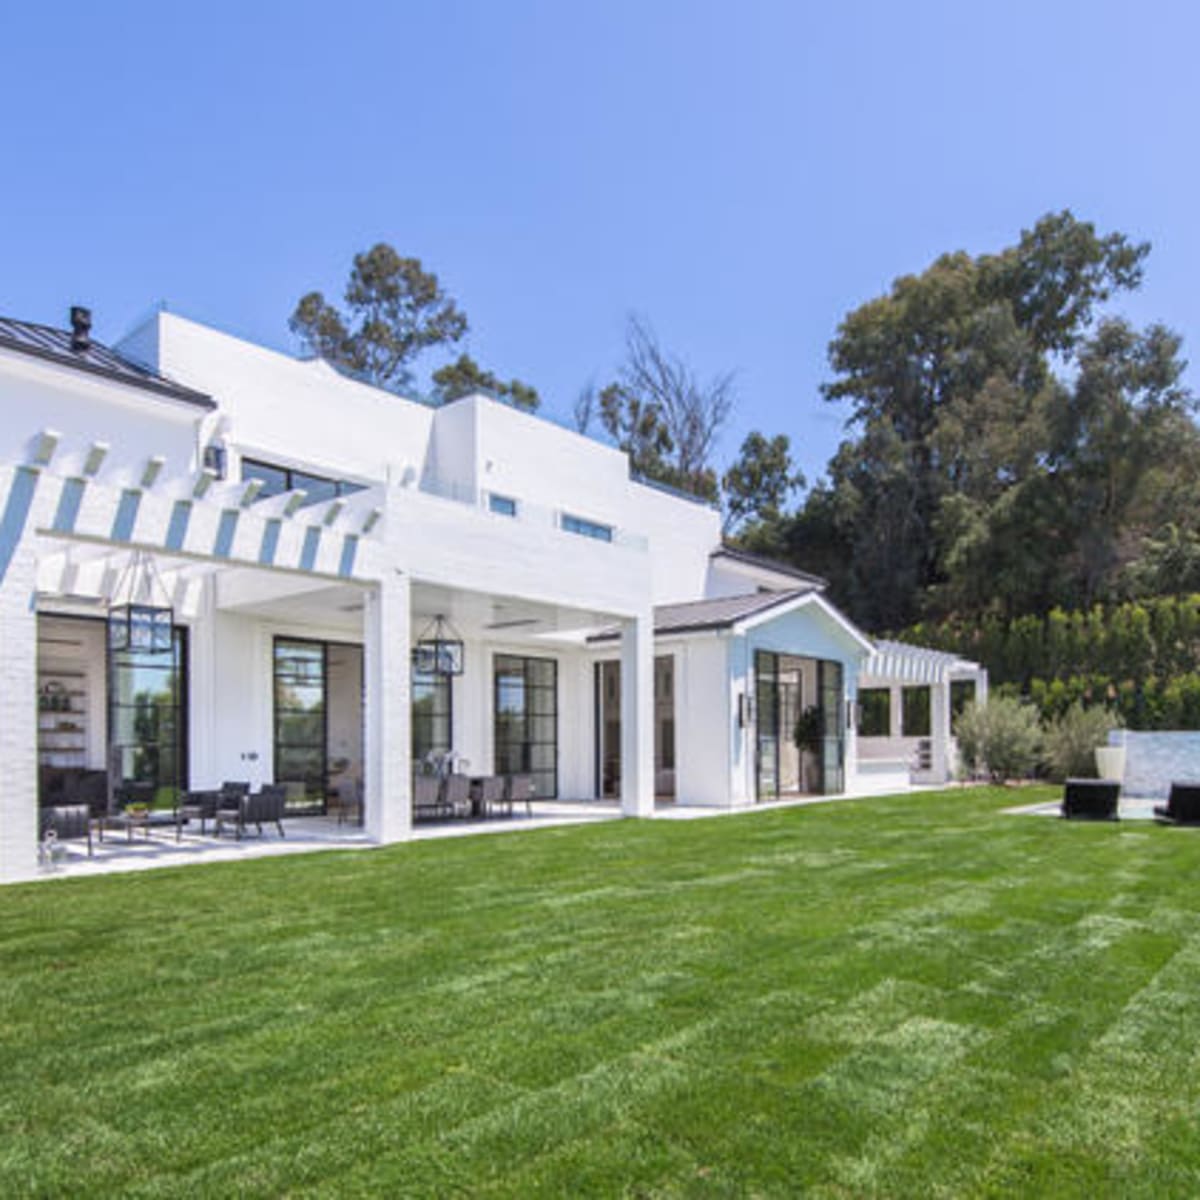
[412,667,453,768]
[272,636,329,812]
[488,493,518,517]
[242,456,366,505]
[494,653,558,798]
[108,624,189,808]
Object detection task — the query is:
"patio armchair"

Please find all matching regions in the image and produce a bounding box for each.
[505,774,536,817]
[1153,782,1200,825]
[175,789,220,840]
[1060,778,1120,820]
[39,804,93,858]
[443,773,472,819]
[475,775,508,818]
[216,784,287,839]
[413,774,448,821]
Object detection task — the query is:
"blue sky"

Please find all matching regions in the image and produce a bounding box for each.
[1,0,1195,486]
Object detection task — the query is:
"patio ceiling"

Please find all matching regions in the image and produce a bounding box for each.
[411,581,620,646]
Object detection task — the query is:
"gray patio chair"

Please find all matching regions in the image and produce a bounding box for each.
[216,783,287,839]
[443,774,472,819]
[413,774,446,821]
[175,789,220,840]
[1154,782,1200,825]
[477,775,508,818]
[505,774,536,817]
[1061,778,1120,820]
[39,804,93,857]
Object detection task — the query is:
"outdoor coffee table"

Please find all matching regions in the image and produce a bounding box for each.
[97,810,157,843]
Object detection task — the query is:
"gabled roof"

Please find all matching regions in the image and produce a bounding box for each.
[710,545,827,589]
[588,588,819,642]
[0,314,214,409]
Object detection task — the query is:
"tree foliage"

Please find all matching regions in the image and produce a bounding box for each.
[290,244,468,391]
[772,212,1196,630]
[722,432,803,534]
[595,316,735,501]
[432,354,539,411]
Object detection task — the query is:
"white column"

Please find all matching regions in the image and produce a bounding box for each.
[889,684,903,739]
[620,610,654,817]
[931,678,952,782]
[364,572,411,843]
[0,534,39,882]
[188,574,218,787]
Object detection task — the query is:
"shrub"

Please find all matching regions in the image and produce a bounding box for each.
[1043,703,1118,781]
[955,697,1043,784]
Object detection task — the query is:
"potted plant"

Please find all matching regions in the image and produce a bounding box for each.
[1095,727,1126,783]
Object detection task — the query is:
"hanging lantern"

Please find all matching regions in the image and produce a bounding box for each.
[108,551,174,654]
[412,613,465,676]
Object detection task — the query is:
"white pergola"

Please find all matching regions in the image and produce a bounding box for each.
[858,639,989,783]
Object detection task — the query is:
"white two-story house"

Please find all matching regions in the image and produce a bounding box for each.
[0,306,984,881]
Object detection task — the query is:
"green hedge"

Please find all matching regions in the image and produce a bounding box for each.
[994,673,1200,731]
[901,595,1200,689]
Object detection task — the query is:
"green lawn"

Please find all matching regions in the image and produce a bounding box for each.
[3,787,1200,1197]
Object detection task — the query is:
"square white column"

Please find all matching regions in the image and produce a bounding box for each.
[364,573,411,843]
[931,679,952,782]
[0,536,39,882]
[620,610,654,817]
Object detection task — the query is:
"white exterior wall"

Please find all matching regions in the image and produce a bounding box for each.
[673,636,734,806]
[0,347,202,483]
[130,314,723,610]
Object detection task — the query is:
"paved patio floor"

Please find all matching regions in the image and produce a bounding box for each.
[34,786,938,883]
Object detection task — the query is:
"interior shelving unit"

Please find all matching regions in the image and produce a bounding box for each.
[37,667,90,768]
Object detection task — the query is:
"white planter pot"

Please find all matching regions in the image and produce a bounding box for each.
[1095,746,1126,782]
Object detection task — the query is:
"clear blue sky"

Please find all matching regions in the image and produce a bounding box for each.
[1,0,1195,485]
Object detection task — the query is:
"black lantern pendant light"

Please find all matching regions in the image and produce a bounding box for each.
[412,613,465,676]
[107,550,174,654]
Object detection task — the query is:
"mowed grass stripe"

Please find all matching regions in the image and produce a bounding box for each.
[3,787,1200,1196]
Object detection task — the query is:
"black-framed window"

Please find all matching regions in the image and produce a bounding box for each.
[413,669,452,768]
[858,687,891,737]
[951,680,976,719]
[902,686,931,737]
[561,513,613,542]
[274,638,327,806]
[488,493,517,517]
[109,626,188,808]
[494,654,557,798]
[243,457,365,505]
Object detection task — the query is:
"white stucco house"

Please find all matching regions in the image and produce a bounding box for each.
[0,306,985,882]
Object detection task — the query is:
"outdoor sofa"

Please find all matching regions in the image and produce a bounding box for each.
[1060,778,1121,820]
[1153,782,1200,825]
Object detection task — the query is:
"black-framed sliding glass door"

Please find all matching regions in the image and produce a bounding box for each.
[108,626,188,808]
[755,649,844,800]
[273,638,327,810]
[412,668,452,769]
[494,654,557,798]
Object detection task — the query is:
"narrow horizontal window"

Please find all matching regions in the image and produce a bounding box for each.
[488,493,518,517]
[561,513,613,542]
[241,457,365,505]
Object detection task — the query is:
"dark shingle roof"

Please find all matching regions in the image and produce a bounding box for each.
[0,315,214,409]
[588,588,818,642]
[710,545,827,588]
